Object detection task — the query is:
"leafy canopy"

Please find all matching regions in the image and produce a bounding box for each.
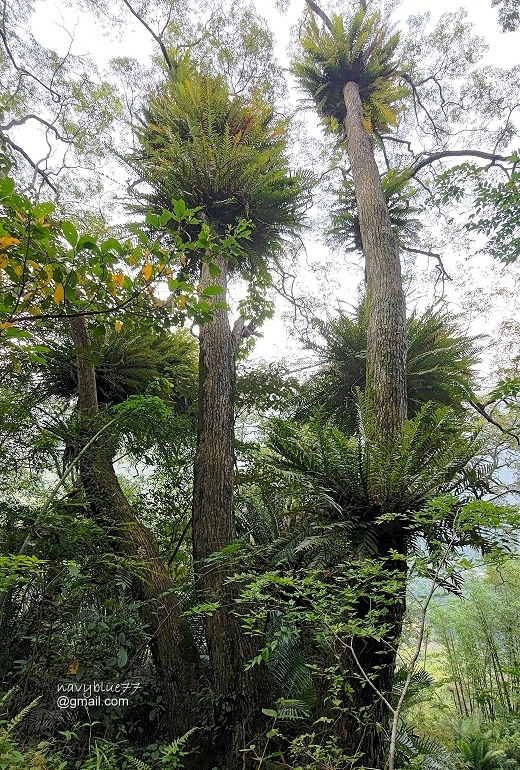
[292,6,408,134]
[132,58,309,262]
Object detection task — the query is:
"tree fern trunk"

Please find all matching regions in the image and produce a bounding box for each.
[68,316,204,756]
[192,255,270,768]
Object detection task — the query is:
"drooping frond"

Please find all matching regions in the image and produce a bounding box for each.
[329,168,421,250]
[130,59,310,272]
[292,7,408,134]
[264,397,487,556]
[36,325,198,410]
[294,303,479,432]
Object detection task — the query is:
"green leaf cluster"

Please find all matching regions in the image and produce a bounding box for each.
[132,57,310,270]
[292,8,408,134]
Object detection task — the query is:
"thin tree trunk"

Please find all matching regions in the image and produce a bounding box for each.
[343,81,407,439]
[68,316,204,757]
[192,254,269,769]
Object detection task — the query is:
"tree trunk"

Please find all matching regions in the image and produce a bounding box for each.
[340,560,407,769]
[340,81,408,767]
[68,316,204,758]
[192,255,269,769]
[343,81,407,439]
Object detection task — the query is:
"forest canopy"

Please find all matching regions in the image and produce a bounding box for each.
[0,1,519,770]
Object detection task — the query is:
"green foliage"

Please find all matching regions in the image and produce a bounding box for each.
[435,163,520,265]
[0,695,53,770]
[0,555,45,591]
[270,397,481,522]
[296,303,478,433]
[329,168,421,251]
[456,716,507,769]
[292,7,408,134]
[38,324,198,410]
[132,58,309,270]
[0,174,254,348]
[431,560,520,722]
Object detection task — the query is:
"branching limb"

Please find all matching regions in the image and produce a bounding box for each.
[305,0,335,32]
[401,245,451,282]
[0,114,70,143]
[410,150,512,178]
[469,400,520,445]
[379,135,414,155]
[120,0,173,72]
[2,136,58,193]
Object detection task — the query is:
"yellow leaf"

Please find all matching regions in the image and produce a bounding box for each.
[0,322,14,330]
[112,272,124,288]
[114,320,123,333]
[142,263,153,281]
[0,256,8,269]
[27,260,41,271]
[13,264,23,277]
[178,294,186,309]
[0,236,20,251]
[54,283,65,303]
[29,306,41,316]
[67,660,79,675]
[362,115,373,133]
[179,253,187,267]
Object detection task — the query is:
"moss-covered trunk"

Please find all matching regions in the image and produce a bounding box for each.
[192,255,269,768]
[69,316,204,756]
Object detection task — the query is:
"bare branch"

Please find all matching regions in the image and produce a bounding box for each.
[0,16,61,102]
[410,150,512,178]
[379,134,414,155]
[469,400,520,446]
[2,136,58,193]
[120,0,173,72]
[0,114,70,144]
[401,245,451,282]
[305,0,335,33]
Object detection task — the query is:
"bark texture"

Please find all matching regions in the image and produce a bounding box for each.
[343,81,407,439]
[340,81,409,767]
[69,316,204,759]
[341,556,407,768]
[192,255,269,769]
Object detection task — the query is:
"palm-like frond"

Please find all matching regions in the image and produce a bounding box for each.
[37,325,198,410]
[329,168,421,250]
[130,59,310,272]
[267,612,315,707]
[295,303,479,433]
[265,397,485,553]
[292,8,408,134]
[396,726,458,770]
